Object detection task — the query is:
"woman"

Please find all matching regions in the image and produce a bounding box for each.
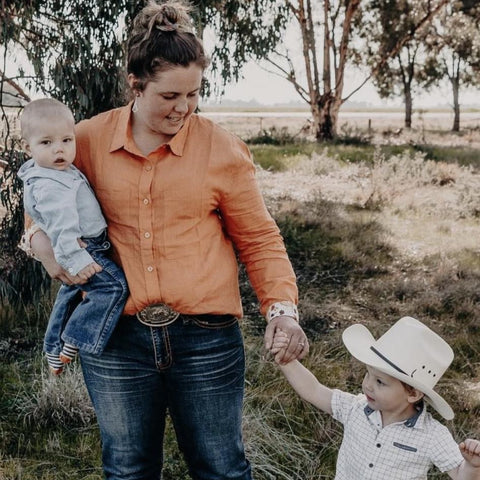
[26,1,309,478]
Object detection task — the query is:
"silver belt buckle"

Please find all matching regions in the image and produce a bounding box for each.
[136,303,180,327]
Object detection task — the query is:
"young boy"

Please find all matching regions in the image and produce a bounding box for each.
[18,98,128,374]
[270,316,480,479]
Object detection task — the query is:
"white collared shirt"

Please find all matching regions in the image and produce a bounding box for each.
[331,389,463,479]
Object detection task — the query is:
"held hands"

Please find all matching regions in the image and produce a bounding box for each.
[268,329,291,364]
[264,316,309,365]
[460,439,480,468]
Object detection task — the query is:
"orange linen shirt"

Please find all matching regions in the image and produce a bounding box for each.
[74,104,297,316]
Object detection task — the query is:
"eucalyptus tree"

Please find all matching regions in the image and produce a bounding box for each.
[3,1,288,117]
[196,0,288,93]
[425,1,480,131]
[265,0,362,141]
[262,0,448,141]
[355,0,441,129]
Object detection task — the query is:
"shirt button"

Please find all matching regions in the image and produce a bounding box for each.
[145,165,152,171]
[147,266,154,272]
[376,443,381,448]
[144,232,151,238]
[143,198,149,205]
[369,463,374,468]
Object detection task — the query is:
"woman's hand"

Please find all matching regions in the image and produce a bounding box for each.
[30,230,87,285]
[264,315,309,365]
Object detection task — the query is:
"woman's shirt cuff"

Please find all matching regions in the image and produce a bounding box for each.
[266,301,299,322]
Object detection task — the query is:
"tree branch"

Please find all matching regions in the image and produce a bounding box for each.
[264,56,310,103]
[369,0,449,80]
[0,69,31,103]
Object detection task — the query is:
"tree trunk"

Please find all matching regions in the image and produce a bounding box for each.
[452,77,460,132]
[313,92,339,141]
[404,85,413,129]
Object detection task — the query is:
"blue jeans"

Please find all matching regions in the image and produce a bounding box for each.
[44,233,128,356]
[80,314,252,480]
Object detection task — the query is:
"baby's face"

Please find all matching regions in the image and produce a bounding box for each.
[23,117,76,171]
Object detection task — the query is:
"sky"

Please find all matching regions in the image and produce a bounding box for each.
[5,30,479,111]
[6,49,478,110]
[212,59,479,109]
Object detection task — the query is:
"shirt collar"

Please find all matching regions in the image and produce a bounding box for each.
[404,401,425,428]
[109,103,132,153]
[20,160,82,188]
[363,400,425,428]
[109,102,192,157]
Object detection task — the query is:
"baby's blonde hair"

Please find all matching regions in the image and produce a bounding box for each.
[20,98,74,141]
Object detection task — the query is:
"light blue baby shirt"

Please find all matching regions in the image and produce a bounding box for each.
[18,159,107,275]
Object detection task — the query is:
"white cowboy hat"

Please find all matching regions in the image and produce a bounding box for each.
[342,316,454,420]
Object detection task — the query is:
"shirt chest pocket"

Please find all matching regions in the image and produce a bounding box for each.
[87,155,142,227]
[393,442,418,452]
[381,440,430,477]
[94,181,136,227]
[158,186,204,259]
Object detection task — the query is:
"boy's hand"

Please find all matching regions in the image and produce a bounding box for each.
[268,328,306,365]
[264,316,309,365]
[459,439,480,467]
[77,262,103,281]
[270,330,290,354]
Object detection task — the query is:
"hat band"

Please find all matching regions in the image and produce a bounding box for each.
[370,346,408,376]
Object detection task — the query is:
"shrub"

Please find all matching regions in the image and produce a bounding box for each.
[246,126,300,146]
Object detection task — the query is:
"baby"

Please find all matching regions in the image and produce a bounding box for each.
[18,98,128,374]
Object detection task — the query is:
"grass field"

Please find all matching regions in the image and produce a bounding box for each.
[1,112,479,479]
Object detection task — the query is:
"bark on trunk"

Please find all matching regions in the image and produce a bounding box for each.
[404,86,412,129]
[452,78,460,132]
[313,93,339,141]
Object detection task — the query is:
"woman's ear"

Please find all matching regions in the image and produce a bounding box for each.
[127,73,140,94]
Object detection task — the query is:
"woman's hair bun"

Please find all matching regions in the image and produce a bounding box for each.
[133,0,194,38]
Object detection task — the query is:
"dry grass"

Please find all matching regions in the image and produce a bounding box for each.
[255,145,480,261]
[16,362,95,428]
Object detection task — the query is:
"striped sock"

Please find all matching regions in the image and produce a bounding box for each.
[46,353,64,374]
[59,343,78,364]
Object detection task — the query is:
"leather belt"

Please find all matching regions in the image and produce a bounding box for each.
[136,303,180,327]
